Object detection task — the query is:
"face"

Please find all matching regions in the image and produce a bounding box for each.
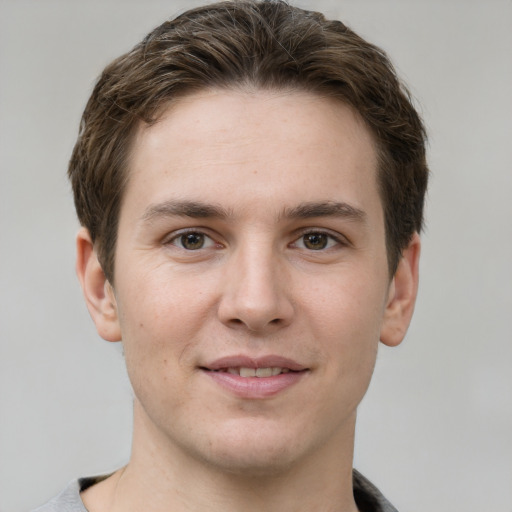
[82,89,418,475]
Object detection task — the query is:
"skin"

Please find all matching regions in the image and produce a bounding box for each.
[77,89,420,512]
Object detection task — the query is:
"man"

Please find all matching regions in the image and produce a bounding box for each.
[35,1,428,511]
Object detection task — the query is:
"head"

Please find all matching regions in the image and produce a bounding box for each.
[69,0,428,285]
[72,0,428,478]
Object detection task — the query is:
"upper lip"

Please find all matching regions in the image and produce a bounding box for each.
[202,355,307,372]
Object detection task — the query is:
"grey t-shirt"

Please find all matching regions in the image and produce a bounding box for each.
[32,469,398,512]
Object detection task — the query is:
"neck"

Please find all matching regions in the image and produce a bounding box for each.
[82,402,360,512]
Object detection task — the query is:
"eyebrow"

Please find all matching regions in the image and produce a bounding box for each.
[281,201,367,223]
[141,199,366,224]
[141,200,231,222]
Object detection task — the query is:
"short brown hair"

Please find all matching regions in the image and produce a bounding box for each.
[69,0,428,283]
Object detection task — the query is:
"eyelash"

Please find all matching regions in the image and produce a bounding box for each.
[164,228,347,252]
[291,229,347,251]
[165,229,218,250]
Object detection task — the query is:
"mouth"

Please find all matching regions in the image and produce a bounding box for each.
[203,366,295,377]
[201,354,307,374]
[199,355,309,398]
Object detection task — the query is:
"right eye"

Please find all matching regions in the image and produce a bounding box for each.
[168,231,216,250]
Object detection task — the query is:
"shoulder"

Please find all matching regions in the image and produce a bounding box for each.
[353,469,399,512]
[31,476,109,512]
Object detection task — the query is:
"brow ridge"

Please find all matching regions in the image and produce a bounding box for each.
[142,200,231,222]
[282,201,367,222]
[141,199,366,223]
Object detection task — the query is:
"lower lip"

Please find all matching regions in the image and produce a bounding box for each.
[202,370,307,399]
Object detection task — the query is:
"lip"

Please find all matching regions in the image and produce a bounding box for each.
[200,354,309,399]
[204,355,307,372]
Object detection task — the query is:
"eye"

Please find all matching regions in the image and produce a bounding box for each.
[168,231,216,250]
[293,231,341,251]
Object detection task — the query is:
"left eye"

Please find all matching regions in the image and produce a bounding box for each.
[169,232,216,250]
[294,232,339,250]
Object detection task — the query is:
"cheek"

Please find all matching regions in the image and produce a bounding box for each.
[114,271,209,385]
[304,272,386,388]
[116,260,211,332]
[306,270,387,338]
[118,303,200,423]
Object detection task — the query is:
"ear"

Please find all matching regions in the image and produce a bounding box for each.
[75,227,121,342]
[380,232,421,347]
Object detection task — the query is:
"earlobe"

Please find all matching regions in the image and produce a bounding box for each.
[380,232,421,347]
[76,227,122,342]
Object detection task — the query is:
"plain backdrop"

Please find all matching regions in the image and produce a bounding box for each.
[1,1,511,511]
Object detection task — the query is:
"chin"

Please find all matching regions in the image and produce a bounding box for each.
[188,420,312,477]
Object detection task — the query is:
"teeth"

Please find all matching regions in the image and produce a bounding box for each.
[225,367,288,377]
[256,367,272,377]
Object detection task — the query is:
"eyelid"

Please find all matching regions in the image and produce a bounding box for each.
[163,228,220,249]
[291,228,350,249]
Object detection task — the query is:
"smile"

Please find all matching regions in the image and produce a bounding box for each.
[200,356,309,399]
[211,367,292,377]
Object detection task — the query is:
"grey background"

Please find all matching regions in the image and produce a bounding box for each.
[1,1,511,511]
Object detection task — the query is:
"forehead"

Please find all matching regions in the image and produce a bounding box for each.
[124,89,381,222]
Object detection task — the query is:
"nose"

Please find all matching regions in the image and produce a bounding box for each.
[217,242,294,334]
